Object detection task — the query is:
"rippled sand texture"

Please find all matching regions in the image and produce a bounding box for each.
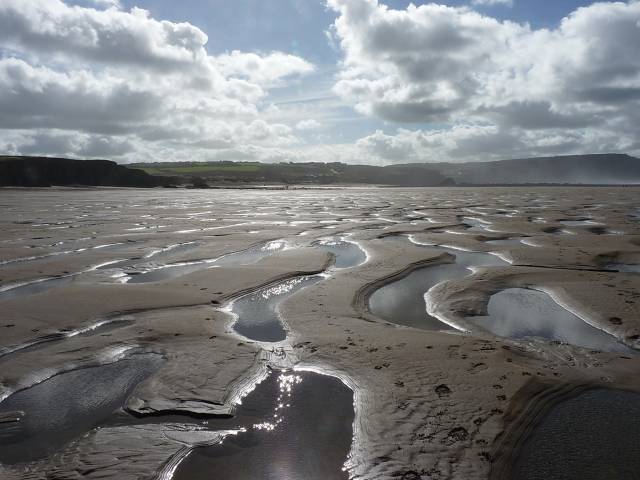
[1,186,640,480]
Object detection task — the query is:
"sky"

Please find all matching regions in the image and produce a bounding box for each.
[0,0,639,165]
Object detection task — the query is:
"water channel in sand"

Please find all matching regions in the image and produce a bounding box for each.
[231,237,367,342]
[368,235,506,330]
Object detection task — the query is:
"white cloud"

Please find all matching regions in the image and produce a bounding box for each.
[471,0,513,8]
[0,0,316,161]
[354,124,635,164]
[82,0,122,9]
[2,0,640,164]
[328,0,640,161]
[213,51,314,87]
[296,119,322,130]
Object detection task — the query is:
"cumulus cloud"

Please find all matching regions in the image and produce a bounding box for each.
[471,0,513,7]
[2,130,134,158]
[328,0,640,162]
[296,119,322,130]
[2,0,640,164]
[0,0,316,161]
[354,124,632,164]
[213,51,314,87]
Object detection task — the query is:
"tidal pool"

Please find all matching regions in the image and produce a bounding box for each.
[470,289,633,353]
[558,219,599,227]
[0,275,73,302]
[486,237,528,247]
[0,353,163,464]
[369,239,506,330]
[231,275,322,342]
[509,389,640,480]
[312,238,367,269]
[0,316,135,360]
[607,263,640,274]
[173,369,354,480]
[127,240,287,284]
[462,217,493,232]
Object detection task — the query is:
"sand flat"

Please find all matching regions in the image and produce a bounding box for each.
[1,186,639,479]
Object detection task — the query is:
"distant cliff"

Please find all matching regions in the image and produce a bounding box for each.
[0,156,174,187]
[422,153,640,185]
[131,161,453,187]
[2,153,638,188]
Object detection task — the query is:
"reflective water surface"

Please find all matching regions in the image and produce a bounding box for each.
[369,238,506,330]
[486,237,528,247]
[0,275,73,302]
[462,217,493,232]
[559,219,599,226]
[0,353,163,464]
[313,238,367,269]
[127,240,287,284]
[607,263,640,274]
[174,369,353,480]
[231,275,322,342]
[511,389,640,480]
[470,289,633,353]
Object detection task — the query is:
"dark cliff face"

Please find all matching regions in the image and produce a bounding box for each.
[0,157,173,187]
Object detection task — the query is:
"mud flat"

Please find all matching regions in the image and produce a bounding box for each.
[1,187,640,480]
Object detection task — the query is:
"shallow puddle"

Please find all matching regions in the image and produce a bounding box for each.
[607,263,640,274]
[0,353,163,464]
[213,240,288,267]
[312,238,366,269]
[0,275,73,302]
[231,275,322,342]
[558,219,599,227]
[369,238,506,330]
[127,240,287,284]
[173,369,353,480]
[144,241,200,260]
[462,217,492,232]
[470,288,633,353]
[510,389,640,480]
[0,316,135,360]
[486,237,527,247]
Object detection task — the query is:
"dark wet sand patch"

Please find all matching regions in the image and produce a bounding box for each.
[0,353,163,464]
[510,389,640,480]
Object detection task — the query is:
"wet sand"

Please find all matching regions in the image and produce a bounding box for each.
[509,388,640,480]
[0,186,639,479]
